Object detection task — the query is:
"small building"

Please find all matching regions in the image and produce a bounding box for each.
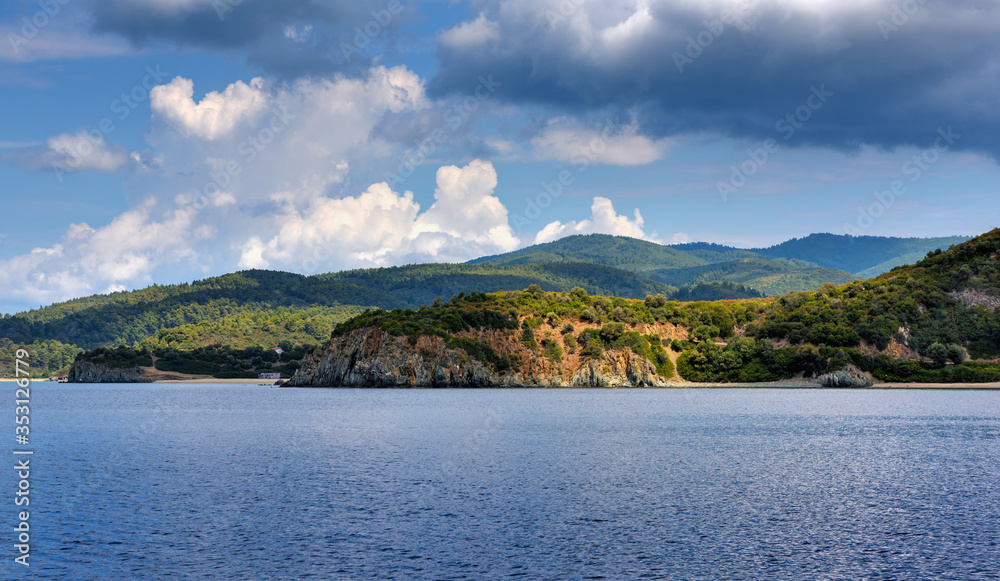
[258,372,281,380]
[270,347,284,355]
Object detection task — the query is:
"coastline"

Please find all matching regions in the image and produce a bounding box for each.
[9,376,999,388]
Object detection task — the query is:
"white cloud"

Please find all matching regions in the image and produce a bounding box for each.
[440,14,500,48]
[150,76,269,140]
[1,130,131,175]
[535,197,657,244]
[46,131,131,172]
[531,118,669,166]
[240,159,519,271]
[0,201,212,312]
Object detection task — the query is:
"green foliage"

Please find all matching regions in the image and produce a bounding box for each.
[754,233,971,275]
[521,327,539,350]
[333,292,519,342]
[748,228,1000,364]
[73,342,316,379]
[542,339,563,364]
[563,333,576,354]
[75,346,153,369]
[653,259,853,297]
[676,340,824,383]
[0,338,83,378]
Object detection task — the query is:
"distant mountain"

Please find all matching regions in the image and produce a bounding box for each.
[649,257,857,296]
[470,234,705,270]
[472,233,972,295]
[750,233,971,275]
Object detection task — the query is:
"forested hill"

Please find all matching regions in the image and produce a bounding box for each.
[470,234,703,270]
[287,227,1000,387]
[472,232,970,295]
[3,261,695,377]
[2,229,981,379]
[751,233,971,274]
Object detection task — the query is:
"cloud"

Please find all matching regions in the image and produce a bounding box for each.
[531,117,670,166]
[80,0,413,77]
[534,197,657,244]
[0,64,436,312]
[239,159,519,271]
[150,76,269,140]
[431,0,1000,158]
[440,13,500,49]
[2,130,131,175]
[0,201,213,313]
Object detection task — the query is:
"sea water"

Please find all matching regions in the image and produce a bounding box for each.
[6,384,999,580]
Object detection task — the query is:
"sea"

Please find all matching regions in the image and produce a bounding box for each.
[4,383,1000,580]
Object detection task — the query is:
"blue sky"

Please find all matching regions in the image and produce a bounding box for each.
[1,0,998,314]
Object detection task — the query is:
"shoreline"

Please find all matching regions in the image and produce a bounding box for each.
[8,377,999,388]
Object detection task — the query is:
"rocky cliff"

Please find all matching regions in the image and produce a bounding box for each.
[284,327,673,388]
[67,361,153,383]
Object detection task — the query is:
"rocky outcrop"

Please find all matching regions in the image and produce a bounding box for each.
[67,361,153,383]
[284,327,671,388]
[951,289,1000,312]
[817,364,873,388]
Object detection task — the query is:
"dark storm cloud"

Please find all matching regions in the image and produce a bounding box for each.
[83,0,414,77]
[430,0,1000,157]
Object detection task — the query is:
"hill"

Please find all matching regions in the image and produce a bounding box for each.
[1,262,678,378]
[279,227,1000,387]
[5,230,983,380]
[751,233,971,275]
[648,257,857,296]
[470,234,705,270]
[473,233,956,295]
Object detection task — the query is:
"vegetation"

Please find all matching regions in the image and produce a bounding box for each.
[3,229,995,383]
[73,342,318,379]
[651,258,855,296]
[751,233,970,275]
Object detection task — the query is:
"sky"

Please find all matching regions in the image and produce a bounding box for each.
[1,0,999,314]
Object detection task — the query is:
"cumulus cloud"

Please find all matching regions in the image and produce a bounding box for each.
[534,197,657,244]
[0,65,446,312]
[151,76,268,140]
[432,0,1000,158]
[0,201,214,312]
[2,130,131,176]
[531,117,670,166]
[239,159,519,271]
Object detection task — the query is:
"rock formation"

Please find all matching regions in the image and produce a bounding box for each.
[284,327,671,388]
[67,361,152,383]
